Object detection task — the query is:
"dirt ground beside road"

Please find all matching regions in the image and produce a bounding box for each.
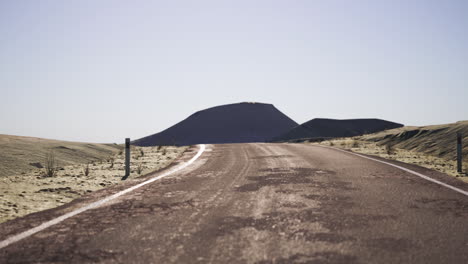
[0,145,187,223]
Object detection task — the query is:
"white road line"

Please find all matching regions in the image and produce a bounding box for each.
[318,145,468,197]
[0,144,206,250]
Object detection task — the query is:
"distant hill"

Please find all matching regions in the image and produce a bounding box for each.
[273,118,403,142]
[133,102,298,146]
[0,134,122,177]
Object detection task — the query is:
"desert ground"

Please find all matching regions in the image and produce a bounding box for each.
[0,134,187,223]
[0,134,124,177]
[356,121,468,161]
[307,121,467,183]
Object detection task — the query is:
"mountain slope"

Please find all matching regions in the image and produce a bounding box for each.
[133,102,298,146]
[274,118,403,142]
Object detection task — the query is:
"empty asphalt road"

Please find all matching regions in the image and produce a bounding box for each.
[1,143,467,263]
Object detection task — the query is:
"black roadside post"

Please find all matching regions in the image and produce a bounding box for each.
[122,138,130,180]
[457,133,462,174]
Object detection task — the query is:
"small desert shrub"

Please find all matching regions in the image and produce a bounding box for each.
[386,144,395,155]
[140,149,144,157]
[137,163,143,175]
[351,140,359,148]
[329,141,335,146]
[162,149,167,156]
[109,157,115,168]
[44,151,57,177]
[83,163,90,176]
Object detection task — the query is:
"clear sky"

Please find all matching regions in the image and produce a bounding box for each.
[1,0,467,143]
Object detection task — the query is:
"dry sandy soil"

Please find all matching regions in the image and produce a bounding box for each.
[357,120,468,162]
[0,134,187,223]
[317,138,468,183]
[0,134,123,177]
[309,121,468,183]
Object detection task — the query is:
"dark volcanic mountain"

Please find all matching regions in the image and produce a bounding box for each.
[133,102,298,146]
[274,118,403,142]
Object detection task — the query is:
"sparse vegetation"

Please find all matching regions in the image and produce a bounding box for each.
[0,134,122,177]
[140,149,144,157]
[44,151,57,177]
[137,163,143,175]
[318,138,467,183]
[385,143,395,155]
[0,137,187,224]
[351,140,359,148]
[357,121,468,163]
[83,163,90,176]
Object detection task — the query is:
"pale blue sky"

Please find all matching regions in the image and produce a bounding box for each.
[1,0,467,143]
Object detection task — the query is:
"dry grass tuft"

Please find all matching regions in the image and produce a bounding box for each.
[83,163,90,176]
[385,143,395,155]
[137,163,143,175]
[44,151,57,177]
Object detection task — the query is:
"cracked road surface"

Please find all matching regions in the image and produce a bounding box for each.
[1,143,468,263]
